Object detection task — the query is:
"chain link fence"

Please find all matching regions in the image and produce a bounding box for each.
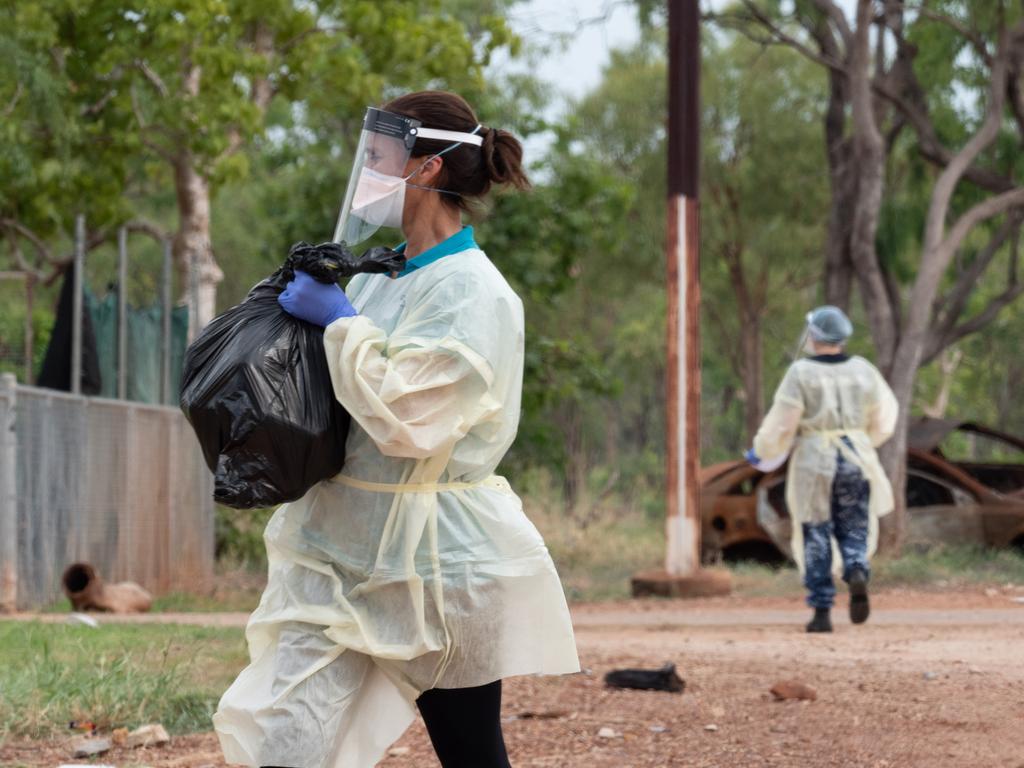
[0,374,214,611]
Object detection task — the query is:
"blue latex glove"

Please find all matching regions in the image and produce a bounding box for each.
[278,270,357,327]
[743,448,760,466]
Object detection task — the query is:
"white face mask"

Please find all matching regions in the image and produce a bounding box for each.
[348,135,478,232]
[350,167,407,229]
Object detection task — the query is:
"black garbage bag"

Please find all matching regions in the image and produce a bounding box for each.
[604,663,685,693]
[180,241,405,509]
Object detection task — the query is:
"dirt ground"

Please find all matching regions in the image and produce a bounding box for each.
[4,589,1024,768]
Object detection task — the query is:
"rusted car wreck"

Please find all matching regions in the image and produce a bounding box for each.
[701,419,1024,564]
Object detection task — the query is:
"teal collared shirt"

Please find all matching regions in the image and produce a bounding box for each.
[394,226,478,278]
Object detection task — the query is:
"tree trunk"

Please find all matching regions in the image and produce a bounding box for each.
[824,161,856,309]
[849,0,897,371]
[878,343,918,551]
[821,56,855,310]
[741,316,764,443]
[172,153,224,337]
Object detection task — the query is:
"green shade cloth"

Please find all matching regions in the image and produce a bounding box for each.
[87,288,188,404]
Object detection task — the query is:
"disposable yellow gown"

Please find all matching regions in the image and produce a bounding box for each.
[753,356,899,572]
[214,247,580,768]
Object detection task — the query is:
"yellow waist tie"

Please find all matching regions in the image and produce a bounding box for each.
[800,428,866,439]
[329,474,511,494]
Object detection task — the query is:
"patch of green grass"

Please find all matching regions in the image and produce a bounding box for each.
[872,544,1024,587]
[0,622,247,741]
[149,588,261,614]
[727,561,801,598]
[717,544,1024,598]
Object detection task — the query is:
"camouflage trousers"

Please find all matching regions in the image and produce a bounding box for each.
[802,440,871,610]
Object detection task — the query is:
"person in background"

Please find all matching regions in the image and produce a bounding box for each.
[745,306,898,633]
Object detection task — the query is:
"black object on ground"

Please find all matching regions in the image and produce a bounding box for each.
[604,663,685,693]
[180,241,405,509]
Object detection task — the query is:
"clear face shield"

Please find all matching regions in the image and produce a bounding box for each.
[793,311,815,359]
[794,306,853,358]
[332,107,485,246]
[333,108,420,246]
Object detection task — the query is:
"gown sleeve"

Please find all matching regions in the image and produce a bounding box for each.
[323,271,507,460]
[866,365,899,447]
[752,364,805,462]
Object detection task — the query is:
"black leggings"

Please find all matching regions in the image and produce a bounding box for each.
[417,680,511,768]
[260,680,510,768]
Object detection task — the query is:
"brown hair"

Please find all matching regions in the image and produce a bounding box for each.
[383,90,530,212]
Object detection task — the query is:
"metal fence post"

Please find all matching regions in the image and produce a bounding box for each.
[0,373,18,611]
[189,247,200,344]
[24,274,35,385]
[118,227,129,400]
[160,238,172,405]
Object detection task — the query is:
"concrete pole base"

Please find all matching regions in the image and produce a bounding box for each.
[631,567,733,598]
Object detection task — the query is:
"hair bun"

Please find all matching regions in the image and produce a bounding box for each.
[483,127,530,190]
[383,91,530,204]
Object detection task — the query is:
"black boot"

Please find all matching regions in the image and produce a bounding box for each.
[806,607,832,633]
[848,568,870,624]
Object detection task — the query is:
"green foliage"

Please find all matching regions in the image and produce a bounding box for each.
[9,0,1024,574]
[700,38,828,450]
[215,505,275,567]
[0,622,246,739]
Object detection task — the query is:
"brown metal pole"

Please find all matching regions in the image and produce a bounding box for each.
[665,0,701,575]
[632,0,728,596]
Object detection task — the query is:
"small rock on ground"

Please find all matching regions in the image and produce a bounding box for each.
[770,680,818,701]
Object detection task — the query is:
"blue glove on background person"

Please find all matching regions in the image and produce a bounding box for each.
[744,448,789,473]
[278,270,357,326]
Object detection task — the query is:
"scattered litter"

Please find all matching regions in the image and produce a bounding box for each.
[597,727,621,739]
[126,723,170,749]
[68,720,96,734]
[70,736,111,758]
[923,671,939,681]
[968,667,984,675]
[1011,597,1024,604]
[770,680,817,702]
[516,710,567,720]
[604,662,685,693]
[388,747,411,756]
[649,725,668,734]
[66,613,100,628]
[704,724,719,732]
